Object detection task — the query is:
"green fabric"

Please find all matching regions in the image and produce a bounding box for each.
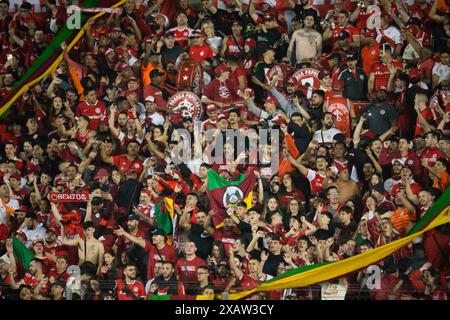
[154,199,173,235]
[12,236,35,270]
[207,169,247,190]
[148,294,170,300]
[264,261,334,283]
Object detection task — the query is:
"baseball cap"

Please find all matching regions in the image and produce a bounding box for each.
[329,52,342,61]
[32,238,44,246]
[116,63,129,72]
[334,79,344,91]
[18,205,30,213]
[93,168,109,180]
[391,158,405,166]
[165,31,175,38]
[346,53,358,61]
[9,172,21,181]
[151,228,167,237]
[25,212,37,220]
[20,2,31,10]
[145,95,156,103]
[127,214,140,221]
[245,38,257,48]
[264,96,277,105]
[190,29,205,38]
[206,104,218,113]
[408,68,420,81]
[287,78,297,86]
[151,13,169,28]
[128,76,138,83]
[105,48,115,56]
[216,113,227,121]
[52,280,66,288]
[214,64,231,75]
[150,69,165,78]
[16,230,27,241]
[318,70,330,80]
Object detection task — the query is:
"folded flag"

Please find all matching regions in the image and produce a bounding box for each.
[207,169,256,227]
[154,197,175,243]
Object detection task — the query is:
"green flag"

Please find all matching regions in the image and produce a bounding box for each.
[12,236,35,270]
[154,197,175,236]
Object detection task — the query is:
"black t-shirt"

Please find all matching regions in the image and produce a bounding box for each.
[189,223,214,261]
[161,45,183,67]
[262,252,284,277]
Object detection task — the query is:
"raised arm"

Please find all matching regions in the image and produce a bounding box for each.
[113,225,146,248]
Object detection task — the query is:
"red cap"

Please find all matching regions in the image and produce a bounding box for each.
[206,104,218,113]
[287,78,297,86]
[9,172,21,181]
[408,68,420,80]
[216,113,227,121]
[94,168,109,180]
[272,116,287,125]
[334,79,344,91]
[214,64,231,75]
[245,38,257,48]
[318,70,330,80]
[264,96,278,105]
[18,205,30,213]
[202,119,217,131]
[116,62,130,72]
[32,238,45,246]
[244,88,255,96]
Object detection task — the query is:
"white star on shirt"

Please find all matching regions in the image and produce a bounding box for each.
[183,75,189,81]
[200,51,204,56]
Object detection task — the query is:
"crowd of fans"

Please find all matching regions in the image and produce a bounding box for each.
[0,0,449,300]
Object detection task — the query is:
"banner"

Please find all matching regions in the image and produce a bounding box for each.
[49,192,90,203]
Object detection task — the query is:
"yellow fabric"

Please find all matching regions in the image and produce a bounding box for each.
[225,206,450,300]
[165,197,174,220]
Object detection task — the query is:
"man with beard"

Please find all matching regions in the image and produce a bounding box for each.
[8,252,48,292]
[100,140,144,178]
[112,214,146,257]
[114,263,146,300]
[148,261,184,296]
[363,89,398,136]
[0,72,14,99]
[269,77,311,119]
[17,212,46,248]
[312,112,342,145]
[75,86,107,131]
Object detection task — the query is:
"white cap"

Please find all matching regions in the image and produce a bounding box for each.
[145,96,155,103]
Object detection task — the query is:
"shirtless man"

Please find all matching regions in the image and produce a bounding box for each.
[332,168,360,205]
[60,220,104,273]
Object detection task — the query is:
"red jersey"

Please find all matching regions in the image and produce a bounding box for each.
[175,256,207,284]
[213,229,239,254]
[114,229,146,254]
[202,78,238,104]
[143,84,166,107]
[326,95,351,137]
[225,35,244,57]
[330,24,359,49]
[75,100,107,131]
[370,60,403,92]
[306,169,327,196]
[112,155,144,177]
[74,129,92,147]
[144,241,177,279]
[238,272,261,290]
[115,279,146,300]
[415,107,434,137]
[168,26,193,48]
[189,45,214,63]
[230,66,248,90]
